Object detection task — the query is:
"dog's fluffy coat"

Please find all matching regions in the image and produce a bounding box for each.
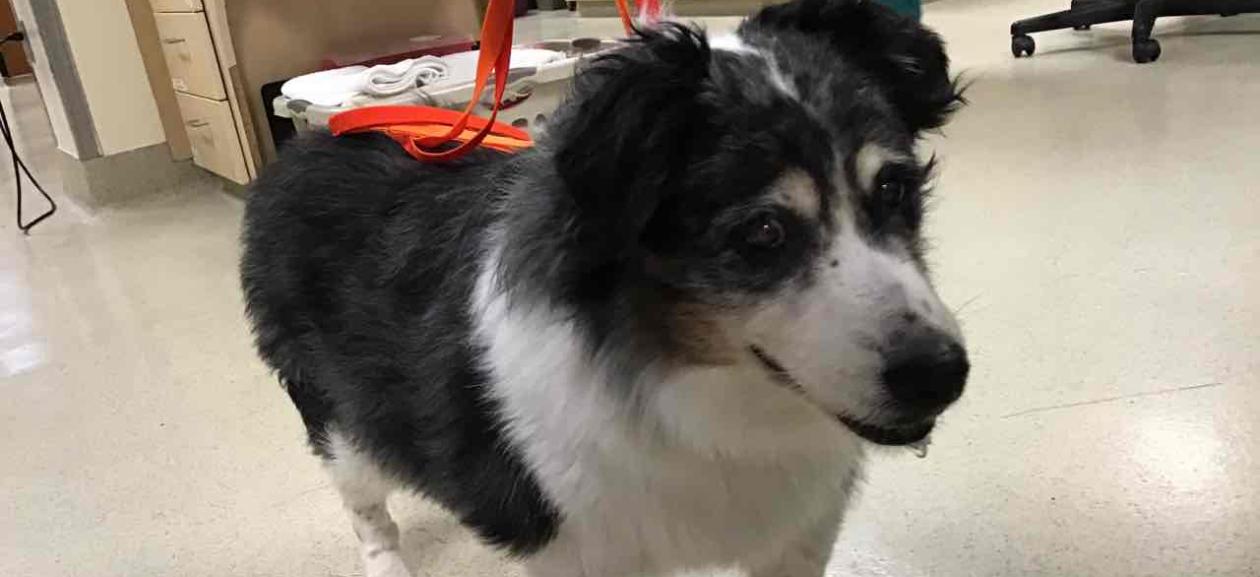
[241,1,966,575]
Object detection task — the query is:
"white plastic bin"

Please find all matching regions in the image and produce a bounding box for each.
[273,38,620,136]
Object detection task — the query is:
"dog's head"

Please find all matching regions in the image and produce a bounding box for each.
[505,0,966,451]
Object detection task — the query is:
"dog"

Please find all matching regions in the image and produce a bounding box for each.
[240,1,967,575]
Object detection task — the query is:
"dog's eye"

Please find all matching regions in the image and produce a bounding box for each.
[878,180,906,206]
[740,213,785,249]
[874,165,916,208]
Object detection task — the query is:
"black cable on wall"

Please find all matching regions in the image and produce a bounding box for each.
[2,31,56,234]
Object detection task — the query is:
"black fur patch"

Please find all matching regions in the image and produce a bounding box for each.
[241,132,560,554]
[742,0,963,133]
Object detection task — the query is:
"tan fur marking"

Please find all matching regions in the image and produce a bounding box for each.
[665,302,743,365]
[853,143,910,193]
[771,170,820,220]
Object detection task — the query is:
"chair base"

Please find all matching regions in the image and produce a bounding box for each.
[1010,0,1260,63]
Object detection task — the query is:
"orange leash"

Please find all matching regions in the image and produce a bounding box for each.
[615,0,662,34]
[330,0,654,162]
[614,0,635,34]
[642,0,663,25]
[329,106,532,155]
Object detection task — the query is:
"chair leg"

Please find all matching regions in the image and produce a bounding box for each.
[1131,0,1163,62]
[1010,0,1133,58]
[1071,0,1096,28]
[1014,0,1260,62]
[1012,0,1132,34]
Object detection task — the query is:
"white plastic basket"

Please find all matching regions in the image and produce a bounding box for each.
[273,38,619,136]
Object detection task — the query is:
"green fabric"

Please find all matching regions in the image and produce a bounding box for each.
[874,0,922,19]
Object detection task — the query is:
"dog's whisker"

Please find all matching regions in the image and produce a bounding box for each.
[953,293,983,315]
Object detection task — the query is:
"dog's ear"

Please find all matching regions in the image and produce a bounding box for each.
[745,0,961,133]
[551,23,711,260]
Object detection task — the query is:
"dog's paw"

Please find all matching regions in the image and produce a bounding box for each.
[907,434,932,458]
[362,548,412,577]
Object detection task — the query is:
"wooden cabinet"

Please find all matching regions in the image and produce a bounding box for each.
[176,92,249,184]
[146,0,249,184]
[155,13,226,99]
[137,0,481,183]
[151,0,204,12]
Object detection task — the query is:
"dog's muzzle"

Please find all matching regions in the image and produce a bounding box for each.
[750,336,968,447]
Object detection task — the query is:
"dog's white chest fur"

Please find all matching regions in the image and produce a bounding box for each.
[473,260,863,576]
[529,440,859,575]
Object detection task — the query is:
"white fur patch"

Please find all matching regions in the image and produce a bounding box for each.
[709,33,756,54]
[470,239,861,576]
[711,33,799,100]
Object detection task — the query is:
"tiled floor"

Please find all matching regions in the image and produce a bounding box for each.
[2,2,1258,576]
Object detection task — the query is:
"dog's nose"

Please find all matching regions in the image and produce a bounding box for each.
[881,329,969,411]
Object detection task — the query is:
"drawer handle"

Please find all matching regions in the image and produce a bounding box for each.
[163,38,187,45]
[187,120,209,128]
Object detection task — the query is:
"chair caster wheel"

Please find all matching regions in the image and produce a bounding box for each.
[1073,24,1091,30]
[1012,34,1035,57]
[1133,38,1161,63]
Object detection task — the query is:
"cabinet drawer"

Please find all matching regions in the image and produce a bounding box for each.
[176,93,248,184]
[150,0,204,12]
[155,12,225,99]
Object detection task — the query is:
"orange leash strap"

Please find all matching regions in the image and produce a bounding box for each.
[407,0,515,161]
[614,0,661,34]
[642,0,663,23]
[614,0,635,34]
[329,106,532,155]
[330,0,518,161]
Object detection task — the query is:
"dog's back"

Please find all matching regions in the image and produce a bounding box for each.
[240,132,560,552]
[242,131,491,384]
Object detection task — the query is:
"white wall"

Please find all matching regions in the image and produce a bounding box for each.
[55,0,166,156]
[8,0,81,158]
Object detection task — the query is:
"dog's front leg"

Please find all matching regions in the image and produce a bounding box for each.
[746,505,843,577]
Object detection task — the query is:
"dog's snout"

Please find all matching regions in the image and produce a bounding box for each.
[881,329,969,411]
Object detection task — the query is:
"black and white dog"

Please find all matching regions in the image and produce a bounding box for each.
[241,1,967,575]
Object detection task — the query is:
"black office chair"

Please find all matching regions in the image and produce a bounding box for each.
[1011,0,1260,63]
